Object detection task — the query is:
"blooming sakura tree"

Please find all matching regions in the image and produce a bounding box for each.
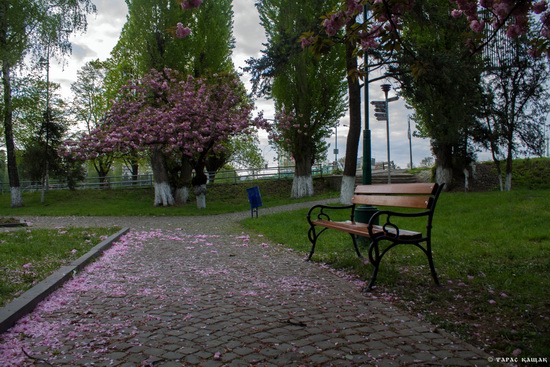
[306,0,550,59]
[451,0,550,55]
[69,68,265,208]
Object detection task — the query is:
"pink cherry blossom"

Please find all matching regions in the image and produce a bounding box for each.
[312,0,550,58]
[181,0,202,9]
[176,22,191,38]
[66,69,267,199]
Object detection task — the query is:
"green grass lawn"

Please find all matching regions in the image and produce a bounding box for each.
[0,178,337,216]
[241,189,550,358]
[0,227,119,307]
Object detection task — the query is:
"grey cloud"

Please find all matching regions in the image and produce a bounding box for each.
[233,1,266,59]
[92,0,128,19]
[70,43,97,63]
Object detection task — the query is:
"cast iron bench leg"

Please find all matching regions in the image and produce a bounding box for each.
[426,239,440,286]
[350,233,363,258]
[364,239,381,291]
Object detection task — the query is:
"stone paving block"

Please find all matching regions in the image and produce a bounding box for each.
[369,349,390,359]
[184,354,202,365]
[307,353,332,364]
[442,357,487,366]
[158,362,183,367]
[412,350,439,362]
[365,339,390,350]
[232,346,255,356]
[103,351,128,361]
[195,350,214,359]
[125,353,150,364]
[161,351,184,360]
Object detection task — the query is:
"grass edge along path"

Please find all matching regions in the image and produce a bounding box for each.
[0,227,122,312]
[240,189,550,359]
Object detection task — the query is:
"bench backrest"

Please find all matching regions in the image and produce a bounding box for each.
[352,183,443,210]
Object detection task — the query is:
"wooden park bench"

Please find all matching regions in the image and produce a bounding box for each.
[306,182,444,290]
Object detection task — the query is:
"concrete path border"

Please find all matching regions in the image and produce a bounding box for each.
[0,227,129,334]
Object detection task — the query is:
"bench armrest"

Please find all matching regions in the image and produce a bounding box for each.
[307,204,354,224]
[368,209,431,239]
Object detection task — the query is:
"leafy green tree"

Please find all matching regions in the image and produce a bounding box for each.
[248,0,347,198]
[390,0,486,189]
[119,0,233,76]
[0,0,96,207]
[205,135,266,183]
[20,81,71,186]
[6,70,45,146]
[71,59,114,186]
[482,32,550,191]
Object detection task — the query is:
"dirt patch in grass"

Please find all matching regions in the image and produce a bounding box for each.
[0,217,27,227]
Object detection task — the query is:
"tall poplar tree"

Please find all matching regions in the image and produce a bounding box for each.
[248,0,347,198]
[118,0,233,76]
[0,0,95,207]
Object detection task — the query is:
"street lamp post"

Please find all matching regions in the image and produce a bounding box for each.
[40,47,51,204]
[408,117,414,169]
[362,7,372,185]
[354,4,379,228]
[381,84,392,183]
[334,122,339,170]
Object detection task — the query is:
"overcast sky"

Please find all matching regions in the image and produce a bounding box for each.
[48,0,434,169]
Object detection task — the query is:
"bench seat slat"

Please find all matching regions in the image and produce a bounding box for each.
[354,183,437,195]
[352,195,431,209]
[312,219,422,239]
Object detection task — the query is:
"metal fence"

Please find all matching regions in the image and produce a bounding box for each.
[1,164,337,192]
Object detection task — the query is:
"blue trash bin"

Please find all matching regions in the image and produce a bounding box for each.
[246,186,262,218]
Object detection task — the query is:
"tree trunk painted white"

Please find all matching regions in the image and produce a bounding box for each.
[154,182,175,206]
[150,147,175,206]
[10,187,22,208]
[435,165,452,189]
[175,187,189,204]
[505,172,512,191]
[463,168,470,192]
[291,175,313,198]
[340,175,356,204]
[194,184,207,209]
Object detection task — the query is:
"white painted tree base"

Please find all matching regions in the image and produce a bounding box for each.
[10,187,22,208]
[175,187,189,204]
[505,173,512,191]
[435,166,452,189]
[153,182,175,206]
[291,175,313,198]
[194,184,207,209]
[340,175,356,204]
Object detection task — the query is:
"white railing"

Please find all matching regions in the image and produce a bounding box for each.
[1,164,338,192]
